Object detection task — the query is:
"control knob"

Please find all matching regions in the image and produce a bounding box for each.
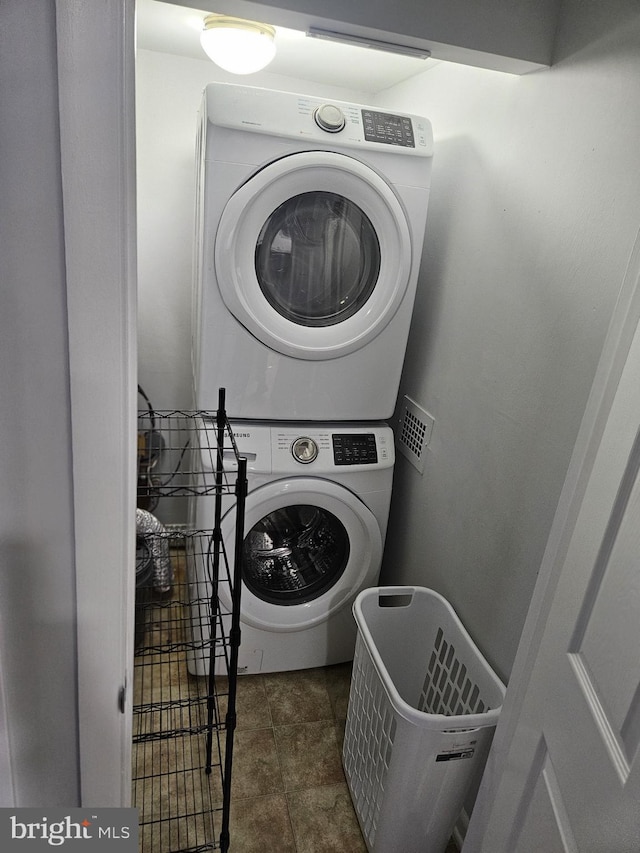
[314,103,346,133]
[291,437,318,464]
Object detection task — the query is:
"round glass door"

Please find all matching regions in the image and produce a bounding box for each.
[255,192,380,327]
[215,151,411,360]
[219,478,383,631]
[243,504,350,605]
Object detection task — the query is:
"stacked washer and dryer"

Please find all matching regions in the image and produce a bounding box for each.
[189,83,433,675]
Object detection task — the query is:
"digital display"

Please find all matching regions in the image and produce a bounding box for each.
[362,110,415,147]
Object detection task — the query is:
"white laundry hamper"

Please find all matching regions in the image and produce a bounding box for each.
[342,586,506,853]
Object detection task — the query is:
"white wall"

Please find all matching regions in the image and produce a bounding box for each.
[377,0,640,682]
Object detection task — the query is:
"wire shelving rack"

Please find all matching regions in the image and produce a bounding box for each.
[132,390,247,853]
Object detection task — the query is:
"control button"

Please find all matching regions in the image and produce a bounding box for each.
[314,103,346,133]
[291,437,318,464]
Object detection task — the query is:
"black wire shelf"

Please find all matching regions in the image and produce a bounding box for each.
[133,391,246,853]
[136,408,242,502]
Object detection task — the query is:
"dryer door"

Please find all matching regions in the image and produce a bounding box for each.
[220,478,382,631]
[214,151,412,360]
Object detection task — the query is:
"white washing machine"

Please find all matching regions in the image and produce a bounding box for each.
[192,82,433,421]
[187,421,394,675]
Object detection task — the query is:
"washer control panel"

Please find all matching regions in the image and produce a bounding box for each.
[223,421,394,473]
[332,433,378,465]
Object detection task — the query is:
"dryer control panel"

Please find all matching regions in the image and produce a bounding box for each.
[205,82,433,157]
[361,110,415,148]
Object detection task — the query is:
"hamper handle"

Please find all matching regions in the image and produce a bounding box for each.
[377,587,417,608]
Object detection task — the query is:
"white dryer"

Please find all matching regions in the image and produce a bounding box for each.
[187,421,394,675]
[192,83,433,421]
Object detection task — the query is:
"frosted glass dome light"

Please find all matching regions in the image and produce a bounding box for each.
[200,15,276,75]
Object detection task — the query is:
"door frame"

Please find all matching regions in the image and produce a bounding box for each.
[464,228,640,849]
[56,0,137,805]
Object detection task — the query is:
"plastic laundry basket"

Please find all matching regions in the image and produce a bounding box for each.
[343,586,506,853]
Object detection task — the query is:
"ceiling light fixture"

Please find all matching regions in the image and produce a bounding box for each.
[200,15,276,75]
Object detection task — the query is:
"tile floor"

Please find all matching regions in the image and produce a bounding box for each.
[224,663,365,852]
[219,665,460,853]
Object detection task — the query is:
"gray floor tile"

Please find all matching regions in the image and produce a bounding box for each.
[274,721,345,792]
[286,783,368,853]
[264,668,335,726]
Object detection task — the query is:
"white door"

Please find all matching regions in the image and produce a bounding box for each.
[464,241,640,852]
[215,151,412,359]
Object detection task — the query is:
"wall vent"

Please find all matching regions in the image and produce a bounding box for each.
[396,396,434,474]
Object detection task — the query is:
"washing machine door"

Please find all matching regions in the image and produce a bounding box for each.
[214,151,412,360]
[220,478,382,631]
